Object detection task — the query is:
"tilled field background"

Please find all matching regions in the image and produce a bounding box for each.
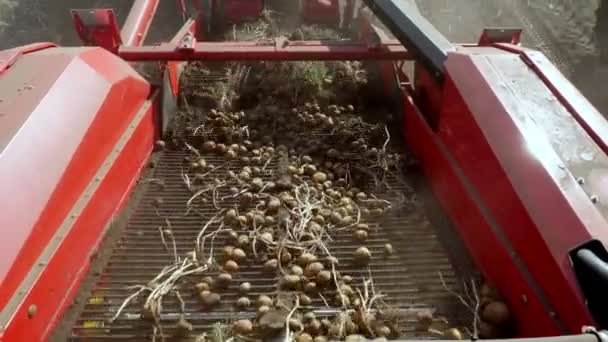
[1,0,604,113]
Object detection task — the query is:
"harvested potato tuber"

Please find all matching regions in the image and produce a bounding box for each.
[444,328,464,340]
[263,259,279,273]
[296,333,313,342]
[304,262,324,277]
[195,282,210,292]
[283,274,301,289]
[233,319,253,334]
[312,172,328,183]
[236,296,251,308]
[384,243,394,256]
[482,301,511,325]
[316,270,332,285]
[258,304,271,316]
[300,294,312,305]
[297,253,318,266]
[215,273,232,288]
[353,229,368,242]
[224,260,239,273]
[199,291,220,307]
[257,295,273,307]
[232,248,246,261]
[354,247,372,265]
[291,265,304,276]
[239,282,251,294]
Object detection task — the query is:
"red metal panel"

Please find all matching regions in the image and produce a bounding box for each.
[402,86,562,337]
[440,50,605,333]
[0,96,156,341]
[0,47,151,339]
[71,9,122,52]
[496,44,608,159]
[121,0,160,47]
[118,40,411,61]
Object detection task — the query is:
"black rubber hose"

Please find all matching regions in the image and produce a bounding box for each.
[576,248,608,281]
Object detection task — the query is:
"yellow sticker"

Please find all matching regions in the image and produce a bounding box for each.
[88,296,104,305]
[82,321,104,328]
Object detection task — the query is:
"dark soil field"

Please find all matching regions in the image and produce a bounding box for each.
[0,0,605,112]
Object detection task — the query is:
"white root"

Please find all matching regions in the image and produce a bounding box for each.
[284,296,300,342]
[439,271,480,338]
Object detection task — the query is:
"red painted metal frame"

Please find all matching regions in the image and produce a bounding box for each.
[402,45,608,336]
[495,43,608,159]
[401,79,563,337]
[0,47,155,341]
[71,9,122,52]
[2,93,157,342]
[118,40,411,61]
[121,0,159,47]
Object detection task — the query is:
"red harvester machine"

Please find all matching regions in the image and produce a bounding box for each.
[1,0,608,340]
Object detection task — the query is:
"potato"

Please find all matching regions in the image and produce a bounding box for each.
[224,260,239,273]
[236,296,251,308]
[354,247,372,265]
[291,265,304,276]
[216,273,232,288]
[263,259,278,273]
[304,262,324,277]
[233,319,253,334]
[353,230,368,242]
[297,253,318,266]
[304,282,317,293]
[257,295,273,307]
[329,211,342,224]
[257,305,271,316]
[300,294,312,305]
[482,301,510,325]
[283,274,301,289]
[239,282,251,294]
[195,282,210,292]
[199,291,220,306]
[232,248,246,261]
[238,234,250,246]
[384,243,394,256]
[444,328,464,340]
[312,172,328,183]
[316,270,332,285]
[296,333,313,342]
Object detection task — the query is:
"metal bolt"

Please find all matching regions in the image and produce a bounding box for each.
[591,195,599,204]
[577,177,585,185]
[27,305,37,319]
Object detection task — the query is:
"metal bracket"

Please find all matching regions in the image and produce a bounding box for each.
[478,28,523,46]
[177,33,196,51]
[71,9,122,52]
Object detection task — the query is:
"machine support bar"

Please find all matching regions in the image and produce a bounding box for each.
[121,0,160,47]
[362,0,454,77]
[118,40,411,61]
